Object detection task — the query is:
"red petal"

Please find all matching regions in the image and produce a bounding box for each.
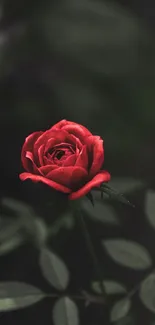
[33,130,52,158]
[43,156,53,165]
[87,136,104,177]
[19,172,71,193]
[63,154,77,166]
[86,135,101,147]
[62,124,92,143]
[46,166,87,189]
[35,130,69,157]
[75,146,88,169]
[21,131,43,171]
[45,140,74,155]
[38,144,45,166]
[44,138,56,153]
[50,119,68,130]
[25,151,39,173]
[39,165,58,175]
[51,120,92,137]
[69,170,111,200]
[69,134,83,151]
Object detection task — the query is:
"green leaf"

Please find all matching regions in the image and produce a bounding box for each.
[0,234,24,256]
[81,198,119,225]
[100,184,134,207]
[39,248,69,290]
[0,282,44,311]
[139,273,155,313]
[92,280,126,295]
[110,298,131,322]
[33,218,47,246]
[1,198,37,235]
[53,297,79,325]
[103,239,152,270]
[145,190,155,230]
[1,198,35,218]
[2,198,48,247]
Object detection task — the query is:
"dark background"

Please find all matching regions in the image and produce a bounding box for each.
[0,0,155,324]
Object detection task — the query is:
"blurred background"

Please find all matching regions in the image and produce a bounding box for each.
[0,0,155,324]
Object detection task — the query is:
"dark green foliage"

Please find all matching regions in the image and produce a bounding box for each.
[1,0,155,324]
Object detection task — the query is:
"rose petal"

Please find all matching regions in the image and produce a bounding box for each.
[69,170,111,200]
[33,130,52,158]
[21,131,43,171]
[19,172,71,193]
[44,138,57,153]
[50,119,68,130]
[44,131,82,158]
[38,144,45,166]
[62,124,92,143]
[39,165,58,175]
[46,166,88,189]
[34,130,69,158]
[25,151,39,173]
[75,145,88,169]
[85,135,101,147]
[66,134,83,152]
[51,120,92,138]
[45,140,74,155]
[63,154,77,167]
[87,136,104,177]
[43,156,53,165]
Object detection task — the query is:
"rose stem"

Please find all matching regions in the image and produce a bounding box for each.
[77,208,107,302]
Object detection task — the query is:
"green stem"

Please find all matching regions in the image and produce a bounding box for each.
[76,208,107,301]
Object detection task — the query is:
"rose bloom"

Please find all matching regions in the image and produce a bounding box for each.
[19,120,110,200]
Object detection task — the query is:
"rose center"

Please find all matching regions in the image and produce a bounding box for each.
[47,144,75,166]
[56,150,65,160]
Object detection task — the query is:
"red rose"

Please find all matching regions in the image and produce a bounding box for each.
[19,120,110,200]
